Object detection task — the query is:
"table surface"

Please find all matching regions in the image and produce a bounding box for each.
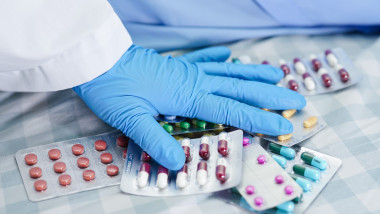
[1,34,380,214]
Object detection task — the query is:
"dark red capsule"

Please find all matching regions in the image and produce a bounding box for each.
[141,151,151,162]
[338,69,350,82]
[218,140,228,157]
[288,80,299,91]
[321,73,332,88]
[182,146,192,163]
[312,59,322,71]
[199,143,210,160]
[281,65,290,76]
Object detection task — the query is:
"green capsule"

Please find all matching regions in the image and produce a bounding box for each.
[192,119,207,129]
[160,122,173,133]
[175,121,190,129]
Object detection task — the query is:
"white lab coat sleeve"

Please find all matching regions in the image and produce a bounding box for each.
[0,0,133,92]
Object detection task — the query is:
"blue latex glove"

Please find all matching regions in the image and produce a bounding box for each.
[73,45,305,170]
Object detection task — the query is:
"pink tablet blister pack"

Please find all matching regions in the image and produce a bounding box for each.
[235,137,303,211]
[15,131,128,202]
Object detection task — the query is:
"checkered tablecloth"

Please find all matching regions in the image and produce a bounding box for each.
[1,34,380,214]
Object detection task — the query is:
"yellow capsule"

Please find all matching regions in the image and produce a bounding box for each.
[262,108,270,111]
[304,116,318,128]
[278,133,292,141]
[256,133,264,137]
[174,136,183,140]
[282,109,296,119]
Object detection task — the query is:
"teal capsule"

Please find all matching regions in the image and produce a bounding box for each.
[292,194,303,203]
[269,143,295,159]
[293,164,320,181]
[232,58,241,64]
[276,201,294,213]
[290,174,311,192]
[301,152,327,170]
[272,154,287,168]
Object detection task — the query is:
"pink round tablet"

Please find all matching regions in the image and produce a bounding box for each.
[243,137,250,147]
[94,140,107,151]
[116,136,129,147]
[59,174,71,186]
[275,175,284,184]
[100,153,113,164]
[48,149,61,160]
[25,153,38,165]
[106,165,119,176]
[245,185,255,195]
[29,167,42,178]
[284,185,294,195]
[257,155,266,164]
[54,162,66,173]
[77,157,90,168]
[34,180,47,192]
[254,197,264,206]
[72,144,84,156]
[123,148,127,159]
[83,170,95,181]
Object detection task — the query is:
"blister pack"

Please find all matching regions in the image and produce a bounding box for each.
[217,134,342,213]
[258,108,326,147]
[120,130,243,196]
[15,131,128,202]
[263,142,342,213]
[156,116,227,135]
[233,47,361,96]
[234,135,303,211]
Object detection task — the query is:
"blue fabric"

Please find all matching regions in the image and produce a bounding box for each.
[108,0,380,51]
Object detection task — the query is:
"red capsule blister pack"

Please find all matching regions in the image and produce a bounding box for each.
[120,130,243,196]
[233,47,361,96]
[15,132,129,202]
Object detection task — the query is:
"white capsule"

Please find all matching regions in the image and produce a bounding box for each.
[157,173,168,189]
[197,170,208,186]
[137,171,149,188]
[176,171,188,188]
[276,82,283,87]
[304,77,316,90]
[317,68,328,78]
[334,64,344,72]
[217,157,228,166]
[197,162,208,186]
[201,136,210,145]
[181,138,191,147]
[164,115,176,120]
[238,55,252,64]
[284,74,295,84]
[278,59,287,65]
[309,54,317,61]
[294,61,306,75]
[326,53,338,67]
[218,132,228,140]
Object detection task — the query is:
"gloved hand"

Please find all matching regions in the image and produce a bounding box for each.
[73,45,305,170]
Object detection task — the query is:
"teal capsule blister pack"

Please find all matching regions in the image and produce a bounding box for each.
[216,134,342,213]
[120,130,243,196]
[262,142,342,213]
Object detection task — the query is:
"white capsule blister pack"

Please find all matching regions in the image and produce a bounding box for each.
[15,131,128,202]
[262,142,342,213]
[120,130,243,196]
[276,47,361,96]
[255,107,327,147]
[234,136,303,211]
